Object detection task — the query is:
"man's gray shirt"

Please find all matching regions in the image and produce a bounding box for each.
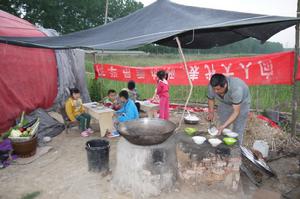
[207,76,251,105]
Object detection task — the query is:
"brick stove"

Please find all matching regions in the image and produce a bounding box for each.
[175,133,242,191]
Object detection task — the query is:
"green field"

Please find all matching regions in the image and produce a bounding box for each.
[85,53,295,113]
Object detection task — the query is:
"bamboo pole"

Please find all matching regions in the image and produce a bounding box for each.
[292,0,300,135]
[175,37,193,129]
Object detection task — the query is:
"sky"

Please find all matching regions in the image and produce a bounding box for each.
[138,0,297,48]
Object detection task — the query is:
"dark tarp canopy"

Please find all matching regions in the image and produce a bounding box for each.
[1,0,300,50]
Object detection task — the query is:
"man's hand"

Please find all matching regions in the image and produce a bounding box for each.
[217,104,241,135]
[207,98,215,121]
[217,125,226,135]
[207,111,214,121]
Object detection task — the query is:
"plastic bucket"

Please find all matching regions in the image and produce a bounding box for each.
[253,140,269,158]
[86,139,110,172]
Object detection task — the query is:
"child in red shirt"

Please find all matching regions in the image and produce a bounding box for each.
[154,70,170,120]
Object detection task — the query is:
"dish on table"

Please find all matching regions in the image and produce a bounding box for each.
[225,131,239,138]
[192,136,206,145]
[185,127,198,136]
[208,127,219,136]
[208,138,222,147]
[223,137,237,145]
[222,128,232,134]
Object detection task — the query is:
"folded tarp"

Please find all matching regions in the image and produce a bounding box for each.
[1,0,300,50]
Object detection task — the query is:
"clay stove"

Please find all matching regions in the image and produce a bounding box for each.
[112,118,177,198]
[175,133,242,191]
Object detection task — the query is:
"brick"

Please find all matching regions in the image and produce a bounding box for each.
[212,168,225,175]
[215,160,227,168]
[224,173,233,189]
[202,158,211,163]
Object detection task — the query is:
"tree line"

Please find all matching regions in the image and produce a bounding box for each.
[0,0,143,34]
[138,38,284,54]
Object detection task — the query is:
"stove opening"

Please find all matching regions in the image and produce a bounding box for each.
[152,149,165,166]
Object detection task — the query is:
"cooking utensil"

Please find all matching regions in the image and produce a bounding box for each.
[240,146,276,177]
[117,118,176,146]
[184,111,200,124]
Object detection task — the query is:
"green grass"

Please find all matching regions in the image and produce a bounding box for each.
[85,53,296,114]
[85,53,255,73]
[21,191,41,199]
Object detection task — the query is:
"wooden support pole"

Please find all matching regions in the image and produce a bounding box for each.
[104,0,109,24]
[291,0,300,135]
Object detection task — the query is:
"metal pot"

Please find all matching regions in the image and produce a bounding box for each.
[184,115,200,125]
[117,118,177,146]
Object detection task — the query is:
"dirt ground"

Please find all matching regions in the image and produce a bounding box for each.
[0,112,299,199]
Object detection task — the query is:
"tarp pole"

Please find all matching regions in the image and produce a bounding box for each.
[292,0,300,136]
[175,37,193,129]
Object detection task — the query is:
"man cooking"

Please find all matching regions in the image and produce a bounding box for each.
[207,74,251,144]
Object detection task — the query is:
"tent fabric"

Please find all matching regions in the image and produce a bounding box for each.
[0,0,300,50]
[23,109,65,145]
[0,11,58,133]
[40,28,91,109]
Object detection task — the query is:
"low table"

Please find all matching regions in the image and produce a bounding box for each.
[137,100,159,118]
[83,102,114,137]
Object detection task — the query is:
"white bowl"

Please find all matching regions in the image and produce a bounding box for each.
[208,127,219,136]
[184,115,200,122]
[192,136,206,145]
[222,128,232,134]
[208,138,222,147]
[225,132,239,138]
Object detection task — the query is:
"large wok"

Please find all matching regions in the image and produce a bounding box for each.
[117,118,177,146]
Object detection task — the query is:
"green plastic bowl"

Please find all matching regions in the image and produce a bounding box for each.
[223,137,237,146]
[185,127,197,136]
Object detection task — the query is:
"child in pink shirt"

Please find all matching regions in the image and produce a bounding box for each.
[155,70,170,120]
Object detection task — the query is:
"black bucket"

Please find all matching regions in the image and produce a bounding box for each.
[86,139,110,172]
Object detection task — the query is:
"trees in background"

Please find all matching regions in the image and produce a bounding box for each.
[139,38,284,54]
[1,1,284,54]
[0,0,143,34]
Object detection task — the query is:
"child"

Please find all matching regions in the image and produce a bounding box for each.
[103,89,120,110]
[154,70,170,120]
[65,88,93,137]
[122,80,140,112]
[116,90,139,123]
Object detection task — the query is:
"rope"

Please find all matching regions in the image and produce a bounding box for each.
[175,37,193,131]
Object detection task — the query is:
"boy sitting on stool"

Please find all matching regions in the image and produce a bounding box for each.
[107,90,139,138]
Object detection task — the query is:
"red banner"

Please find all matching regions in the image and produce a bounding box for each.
[94,51,300,86]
